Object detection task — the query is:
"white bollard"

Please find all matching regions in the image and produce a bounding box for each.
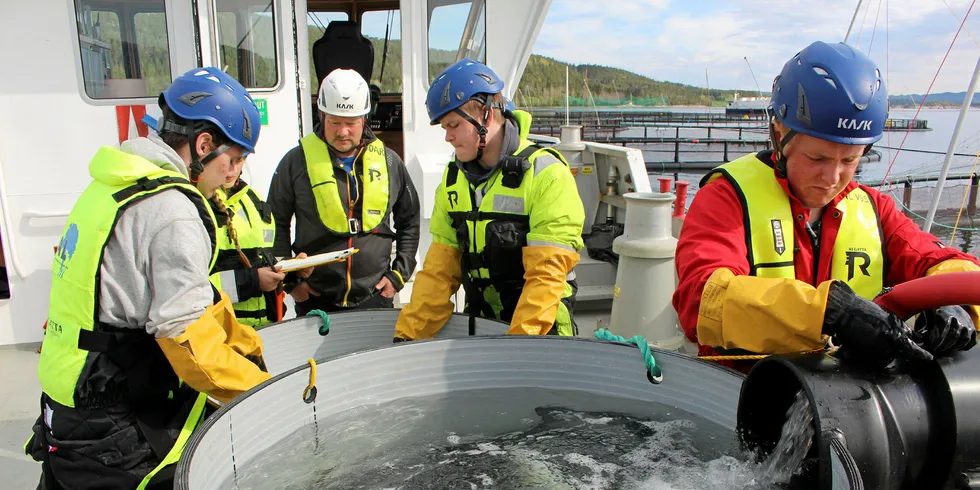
[560,125,583,145]
[609,192,685,350]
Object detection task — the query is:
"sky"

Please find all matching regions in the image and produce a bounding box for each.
[532,0,980,95]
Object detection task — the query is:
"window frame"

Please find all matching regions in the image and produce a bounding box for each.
[69,0,178,106]
[359,8,401,95]
[209,0,283,92]
[424,0,487,91]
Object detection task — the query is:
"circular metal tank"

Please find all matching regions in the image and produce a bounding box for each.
[175,336,745,489]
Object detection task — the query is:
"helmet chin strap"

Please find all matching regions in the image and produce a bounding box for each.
[162,118,229,183]
[453,105,491,164]
[448,94,507,165]
[770,121,797,178]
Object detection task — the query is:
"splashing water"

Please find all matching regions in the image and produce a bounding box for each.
[226,388,808,490]
[758,390,815,484]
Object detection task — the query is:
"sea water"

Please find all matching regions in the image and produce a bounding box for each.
[225,387,814,490]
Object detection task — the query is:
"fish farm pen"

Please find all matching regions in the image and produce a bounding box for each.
[527,109,923,171]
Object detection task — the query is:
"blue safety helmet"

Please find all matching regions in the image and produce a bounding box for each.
[770,41,887,146]
[426,58,505,125]
[159,67,261,153]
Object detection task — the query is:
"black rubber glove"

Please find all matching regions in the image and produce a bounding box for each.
[913,306,977,357]
[823,281,933,366]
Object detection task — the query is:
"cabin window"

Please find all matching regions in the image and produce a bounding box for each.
[307,12,350,95]
[214,0,279,89]
[427,0,487,82]
[73,0,172,100]
[361,10,401,94]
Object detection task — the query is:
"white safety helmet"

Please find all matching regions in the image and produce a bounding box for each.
[317,68,371,117]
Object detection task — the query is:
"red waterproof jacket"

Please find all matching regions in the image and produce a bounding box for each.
[672,151,980,371]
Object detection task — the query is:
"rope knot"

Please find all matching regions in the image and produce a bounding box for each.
[593,328,663,383]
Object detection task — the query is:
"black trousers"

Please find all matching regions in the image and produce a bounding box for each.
[29,390,200,490]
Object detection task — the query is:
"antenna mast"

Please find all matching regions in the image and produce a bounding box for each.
[744,56,769,117]
[844,0,865,44]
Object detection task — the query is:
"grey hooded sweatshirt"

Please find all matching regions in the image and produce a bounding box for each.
[96,134,214,339]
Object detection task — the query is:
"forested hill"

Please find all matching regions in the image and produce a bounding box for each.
[516,55,739,107]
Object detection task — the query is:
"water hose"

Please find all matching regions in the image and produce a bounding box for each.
[873,271,980,319]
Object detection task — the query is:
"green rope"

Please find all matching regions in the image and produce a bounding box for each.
[593,328,663,382]
[307,309,330,336]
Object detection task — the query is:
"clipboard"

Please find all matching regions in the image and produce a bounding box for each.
[276,248,358,273]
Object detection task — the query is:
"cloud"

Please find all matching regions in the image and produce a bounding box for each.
[532,0,672,71]
[533,0,980,94]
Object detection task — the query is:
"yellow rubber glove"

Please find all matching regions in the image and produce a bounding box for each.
[508,245,580,335]
[394,243,463,340]
[696,267,833,354]
[926,259,980,327]
[157,293,272,404]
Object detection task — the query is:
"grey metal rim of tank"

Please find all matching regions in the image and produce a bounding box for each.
[258,309,511,375]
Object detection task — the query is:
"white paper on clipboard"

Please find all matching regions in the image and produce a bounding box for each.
[276,248,358,272]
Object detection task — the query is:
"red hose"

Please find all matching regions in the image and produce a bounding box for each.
[874,272,980,319]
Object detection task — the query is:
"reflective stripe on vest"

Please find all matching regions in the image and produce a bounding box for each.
[39,147,218,408]
[704,154,884,299]
[300,134,389,235]
[210,184,276,326]
[442,141,577,335]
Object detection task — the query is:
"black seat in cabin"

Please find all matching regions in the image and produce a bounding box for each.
[311,20,380,116]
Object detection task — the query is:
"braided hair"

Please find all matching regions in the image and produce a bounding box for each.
[209,193,252,268]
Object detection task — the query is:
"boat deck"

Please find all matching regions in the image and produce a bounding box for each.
[1,344,41,489]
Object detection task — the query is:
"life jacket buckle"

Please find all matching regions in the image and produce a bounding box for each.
[348,218,360,234]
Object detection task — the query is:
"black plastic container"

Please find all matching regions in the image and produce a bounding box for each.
[737,350,980,490]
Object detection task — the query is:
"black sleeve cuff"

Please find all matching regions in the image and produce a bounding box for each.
[384,270,406,292]
[235,267,263,301]
[822,280,852,335]
[283,274,303,294]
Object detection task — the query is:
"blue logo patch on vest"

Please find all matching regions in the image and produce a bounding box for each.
[56,223,79,278]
